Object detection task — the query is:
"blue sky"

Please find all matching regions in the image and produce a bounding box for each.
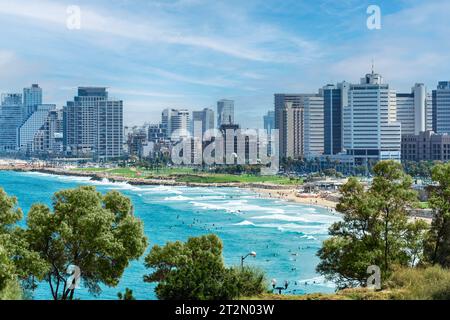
[1,0,449,127]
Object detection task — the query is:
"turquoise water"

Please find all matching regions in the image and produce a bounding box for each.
[0,170,340,300]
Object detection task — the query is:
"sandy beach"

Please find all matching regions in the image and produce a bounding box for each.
[251,187,338,210]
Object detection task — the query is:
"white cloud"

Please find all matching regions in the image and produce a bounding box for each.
[326,0,450,91]
[0,0,317,63]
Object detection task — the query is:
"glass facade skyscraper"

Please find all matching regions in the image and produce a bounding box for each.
[217,99,234,127]
[23,84,43,119]
[0,93,23,152]
[263,110,275,134]
[432,81,450,134]
[323,82,348,155]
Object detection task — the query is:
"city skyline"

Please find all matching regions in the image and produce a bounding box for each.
[1,0,450,128]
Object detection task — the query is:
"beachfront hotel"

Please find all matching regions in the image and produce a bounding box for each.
[343,70,402,164]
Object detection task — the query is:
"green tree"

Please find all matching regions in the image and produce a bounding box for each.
[425,163,450,267]
[117,288,136,300]
[26,186,148,300]
[317,161,428,289]
[0,244,16,296]
[144,234,266,300]
[0,188,47,299]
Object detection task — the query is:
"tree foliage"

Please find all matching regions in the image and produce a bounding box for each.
[317,161,429,289]
[26,186,148,300]
[0,188,47,299]
[117,288,136,300]
[425,163,450,267]
[144,234,266,300]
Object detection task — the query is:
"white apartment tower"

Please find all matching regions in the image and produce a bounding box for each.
[162,108,190,140]
[396,83,433,136]
[343,71,401,165]
[302,94,324,157]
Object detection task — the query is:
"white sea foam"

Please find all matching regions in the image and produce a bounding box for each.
[183,195,227,201]
[258,223,329,235]
[251,214,309,223]
[300,235,318,241]
[296,276,335,288]
[142,185,182,194]
[189,200,285,214]
[189,201,241,213]
[234,220,255,226]
[164,195,192,201]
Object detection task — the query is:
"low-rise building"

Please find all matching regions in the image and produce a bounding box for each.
[402,130,450,162]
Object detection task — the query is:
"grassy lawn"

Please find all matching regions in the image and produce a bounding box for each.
[246,266,450,300]
[71,167,302,185]
[415,202,430,209]
[243,289,400,300]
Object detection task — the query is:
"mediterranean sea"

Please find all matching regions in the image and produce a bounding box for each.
[0,170,341,300]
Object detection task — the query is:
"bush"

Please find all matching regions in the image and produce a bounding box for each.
[0,279,22,300]
[228,267,267,298]
[386,266,450,300]
[144,234,266,300]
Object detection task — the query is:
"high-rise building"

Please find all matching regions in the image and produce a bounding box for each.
[63,87,123,160]
[0,93,23,152]
[18,104,56,152]
[432,81,450,134]
[274,93,324,158]
[396,83,433,136]
[302,94,324,157]
[217,99,234,127]
[275,100,304,159]
[263,111,275,135]
[162,108,190,140]
[32,109,63,155]
[192,108,214,135]
[44,109,64,154]
[322,82,349,155]
[343,71,401,165]
[275,94,304,158]
[23,84,42,118]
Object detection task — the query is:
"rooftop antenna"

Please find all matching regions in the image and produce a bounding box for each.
[371,58,375,75]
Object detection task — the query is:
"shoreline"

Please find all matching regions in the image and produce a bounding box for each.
[0,164,338,209]
[250,187,338,211]
[0,164,431,222]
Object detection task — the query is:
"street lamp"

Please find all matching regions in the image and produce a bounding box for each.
[241,251,256,267]
[271,279,289,294]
